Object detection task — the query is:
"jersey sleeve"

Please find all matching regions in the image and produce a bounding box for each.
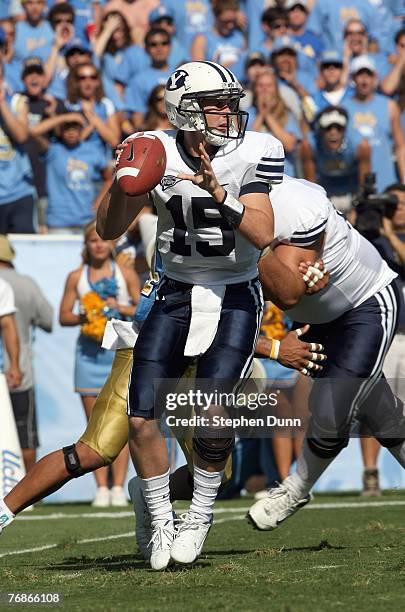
[239,136,285,197]
[273,179,330,247]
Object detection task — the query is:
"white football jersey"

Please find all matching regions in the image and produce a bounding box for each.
[146,129,285,285]
[270,175,397,323]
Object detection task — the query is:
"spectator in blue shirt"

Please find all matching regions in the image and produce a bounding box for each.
[66,62,120,150]
[304,50,354,124]
[0,62,34,233]
[191,0,246,71]
[286,0,324,68]
[250,7,288,61]
[162,0,213,54]
[124,27,173,130]
[14,0,54,64]
[0,20,23,94]
[301,105,371,213]
[344,55,405,191]
[30,113,112,232]
[342,19,391,82]
[306,0,397,56]
[95,12,147,95]
[148,5,187,70]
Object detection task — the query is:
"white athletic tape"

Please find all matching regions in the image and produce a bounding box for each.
[307,361,315,370]
[296,328,303,337]
[116,167,140,180]
[301,367,308,376]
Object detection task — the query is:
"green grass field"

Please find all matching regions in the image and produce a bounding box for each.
[1,493,405,612]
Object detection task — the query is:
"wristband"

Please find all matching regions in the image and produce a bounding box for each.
[218,191,245,228]
[269,339,280,361]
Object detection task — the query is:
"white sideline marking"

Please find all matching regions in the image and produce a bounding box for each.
[14,499,405,522]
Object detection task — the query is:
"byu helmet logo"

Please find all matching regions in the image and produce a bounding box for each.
[166,70,188,91]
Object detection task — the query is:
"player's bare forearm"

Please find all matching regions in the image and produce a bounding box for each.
[96,179,148,240]
[237,201,274,250]
[259,238,323,308]
[259,251,305,309]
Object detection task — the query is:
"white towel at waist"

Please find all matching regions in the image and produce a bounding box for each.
[101,319,139,350]
[184,284,226,357]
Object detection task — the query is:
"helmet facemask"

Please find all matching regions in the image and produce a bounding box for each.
[178,90,248,146]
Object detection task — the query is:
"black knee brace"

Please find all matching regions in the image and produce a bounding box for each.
[63,444,86,478]
[375,437,405,449]
[193,436,235,463]
[308,437,349,459]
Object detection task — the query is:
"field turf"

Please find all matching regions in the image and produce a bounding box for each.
[1,492,405,611]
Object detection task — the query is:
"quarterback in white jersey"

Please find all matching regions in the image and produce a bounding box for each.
[249,174,405,532]
[97,61,285,569]
[151,129,284,285]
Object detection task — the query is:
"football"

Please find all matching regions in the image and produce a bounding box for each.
[115,134,166,196]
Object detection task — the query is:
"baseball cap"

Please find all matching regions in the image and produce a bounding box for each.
[350,54,377,75]
[320,50,343,66]
[149,5,174,24]
[0,235,15,263]
[271,36,297,55]
[318,108,348,129]
[245,51,266,69]
[285,0,308,10]
[64,36,92,57]
[22,56,45,78]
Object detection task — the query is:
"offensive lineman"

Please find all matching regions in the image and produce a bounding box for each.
[248,174,405,530]
[97,60,286,569]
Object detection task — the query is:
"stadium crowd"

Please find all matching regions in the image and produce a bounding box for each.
[0,0,404,505]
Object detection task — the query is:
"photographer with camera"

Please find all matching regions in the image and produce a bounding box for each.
[301,106,371,215]
[354,179,405,496]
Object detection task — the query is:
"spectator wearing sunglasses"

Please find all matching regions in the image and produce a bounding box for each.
[65,62,120,151]
[124,27,173,130]
[306,0,397,56]
[344,55,405,191]
[343,19,391,82]
[148,5,187,71]
[303,50,354,123]
[301,106,371,214]
[191,0,245,72]
[45,2,76,87]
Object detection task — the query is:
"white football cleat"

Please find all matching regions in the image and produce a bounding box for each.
[91,486,110,508]
[128,477,152,560]
[247,476,312,531]
[170,511,212,565]
[149,518,176,571]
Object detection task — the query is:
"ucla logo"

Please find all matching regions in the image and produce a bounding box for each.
[166,70,188,91]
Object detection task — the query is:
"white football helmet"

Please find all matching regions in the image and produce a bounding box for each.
[165,61,248,146]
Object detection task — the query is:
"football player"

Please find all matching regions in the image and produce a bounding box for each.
[98,60,288,569]
[248,174,405,530]
[0,252,328,559]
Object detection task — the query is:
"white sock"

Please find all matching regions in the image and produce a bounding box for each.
[0,499,15,529]
[288,439,336,498]
[139,469,172,524]
[388,441,405,468]
[189,465,223,521]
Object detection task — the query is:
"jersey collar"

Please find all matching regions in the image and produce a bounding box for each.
[176,130,219,172]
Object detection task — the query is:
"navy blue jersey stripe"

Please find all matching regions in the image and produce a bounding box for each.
[290,229,325,244]
[292,219,327,236]
[257,163,285,174]
[239,181,270,196]
[256,172,283,182]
